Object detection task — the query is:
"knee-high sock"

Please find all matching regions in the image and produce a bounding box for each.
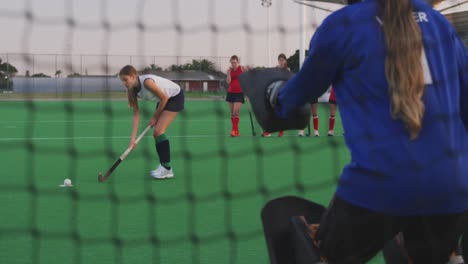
[231,115,239,131]
[329,115,335,131]
[312,115,319,131]
[155,134,170,169]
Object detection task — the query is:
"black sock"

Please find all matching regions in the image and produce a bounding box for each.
[155,134,171,169]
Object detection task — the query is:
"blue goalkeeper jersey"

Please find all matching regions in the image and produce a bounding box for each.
[277,0,468,215]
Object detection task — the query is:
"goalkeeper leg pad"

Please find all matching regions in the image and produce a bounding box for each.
[290,216,323,264]
[261,196,326,264]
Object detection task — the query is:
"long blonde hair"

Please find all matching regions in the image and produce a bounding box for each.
[119,65,138,109]
[381,0,425,139]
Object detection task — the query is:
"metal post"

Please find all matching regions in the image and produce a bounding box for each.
[5,53,9,74]
[55,54,58,98]
[261,0,272,67]
[80,55,83,98]
[299,3,306,68]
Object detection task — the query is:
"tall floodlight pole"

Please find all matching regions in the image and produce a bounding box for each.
[261,0,272,67]
[299,2,306,68]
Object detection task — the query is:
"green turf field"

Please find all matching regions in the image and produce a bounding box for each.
[0,99,385,264]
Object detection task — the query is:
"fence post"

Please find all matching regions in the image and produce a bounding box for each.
[5,53,9,74]
[80,54,83,98]
[55,54,58,98]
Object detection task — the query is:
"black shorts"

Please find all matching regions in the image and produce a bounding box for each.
[157,90,184,112]
[317,195,465,263]
[328,98,337,105]
[225,92,245,103]
[462,215,468,261]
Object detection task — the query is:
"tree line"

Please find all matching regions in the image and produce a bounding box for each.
[0,51,307,78]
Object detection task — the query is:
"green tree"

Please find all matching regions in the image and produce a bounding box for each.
[68,72,81,77]
[0,59,18,75]
[31,73,50,78]
[195,59,216,72]
[168,64,184,72]
[181,62,194,71]
[167,59,216,72]
[55,70,62,78]
[143,64,162,73]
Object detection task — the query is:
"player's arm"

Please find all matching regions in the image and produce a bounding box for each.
[144,79,169,126]
[128,90,140,149]
[276,16,348,118]
[226,68,232,84]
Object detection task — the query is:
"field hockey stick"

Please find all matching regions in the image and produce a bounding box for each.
[246,98,257,136]
[98,124,153,183]
[306,122,311,137]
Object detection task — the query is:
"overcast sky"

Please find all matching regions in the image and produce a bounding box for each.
[0,0,466,75]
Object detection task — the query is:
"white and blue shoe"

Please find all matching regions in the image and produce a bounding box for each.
[150,165,174,179]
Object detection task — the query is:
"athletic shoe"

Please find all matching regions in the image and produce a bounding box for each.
[448,254,464,264]
[278,131,284,137]
[298,130,305,137]
[327,130,334,137]
[262,132,271,137]
[230,130,240,137]
[150,165,174,179]
[314,130,320,137]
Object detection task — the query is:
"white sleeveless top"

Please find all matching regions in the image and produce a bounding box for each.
[137,74,181,101]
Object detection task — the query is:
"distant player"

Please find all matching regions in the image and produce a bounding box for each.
[119,65,184,179]
[262,53,289,137]
[297,87,337,137]
[327,87,337,136]
[226,55,248,137]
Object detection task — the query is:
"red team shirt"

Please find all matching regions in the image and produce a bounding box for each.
[228,67,243,93]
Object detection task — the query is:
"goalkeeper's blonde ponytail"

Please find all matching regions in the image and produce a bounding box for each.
[380,0,425,140]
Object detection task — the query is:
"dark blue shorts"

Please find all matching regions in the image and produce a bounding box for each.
[225,92,245,103]
[157,90,184,112]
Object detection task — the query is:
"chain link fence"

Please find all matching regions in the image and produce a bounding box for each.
[0,53,231,98]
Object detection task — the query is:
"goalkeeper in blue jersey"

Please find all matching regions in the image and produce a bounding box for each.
[244,0,468,262]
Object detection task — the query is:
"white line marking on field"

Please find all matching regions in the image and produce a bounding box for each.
[0,119,221,124]
[0,134,344,142]
[0,120,128,124]
[0,135,221,141]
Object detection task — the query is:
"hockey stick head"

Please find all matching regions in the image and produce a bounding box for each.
[97,158,122,183]
[98,172,106,183]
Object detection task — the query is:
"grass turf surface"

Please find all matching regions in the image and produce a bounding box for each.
[0,100,385,263]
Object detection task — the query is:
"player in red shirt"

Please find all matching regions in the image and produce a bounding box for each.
[226,55,248,137]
